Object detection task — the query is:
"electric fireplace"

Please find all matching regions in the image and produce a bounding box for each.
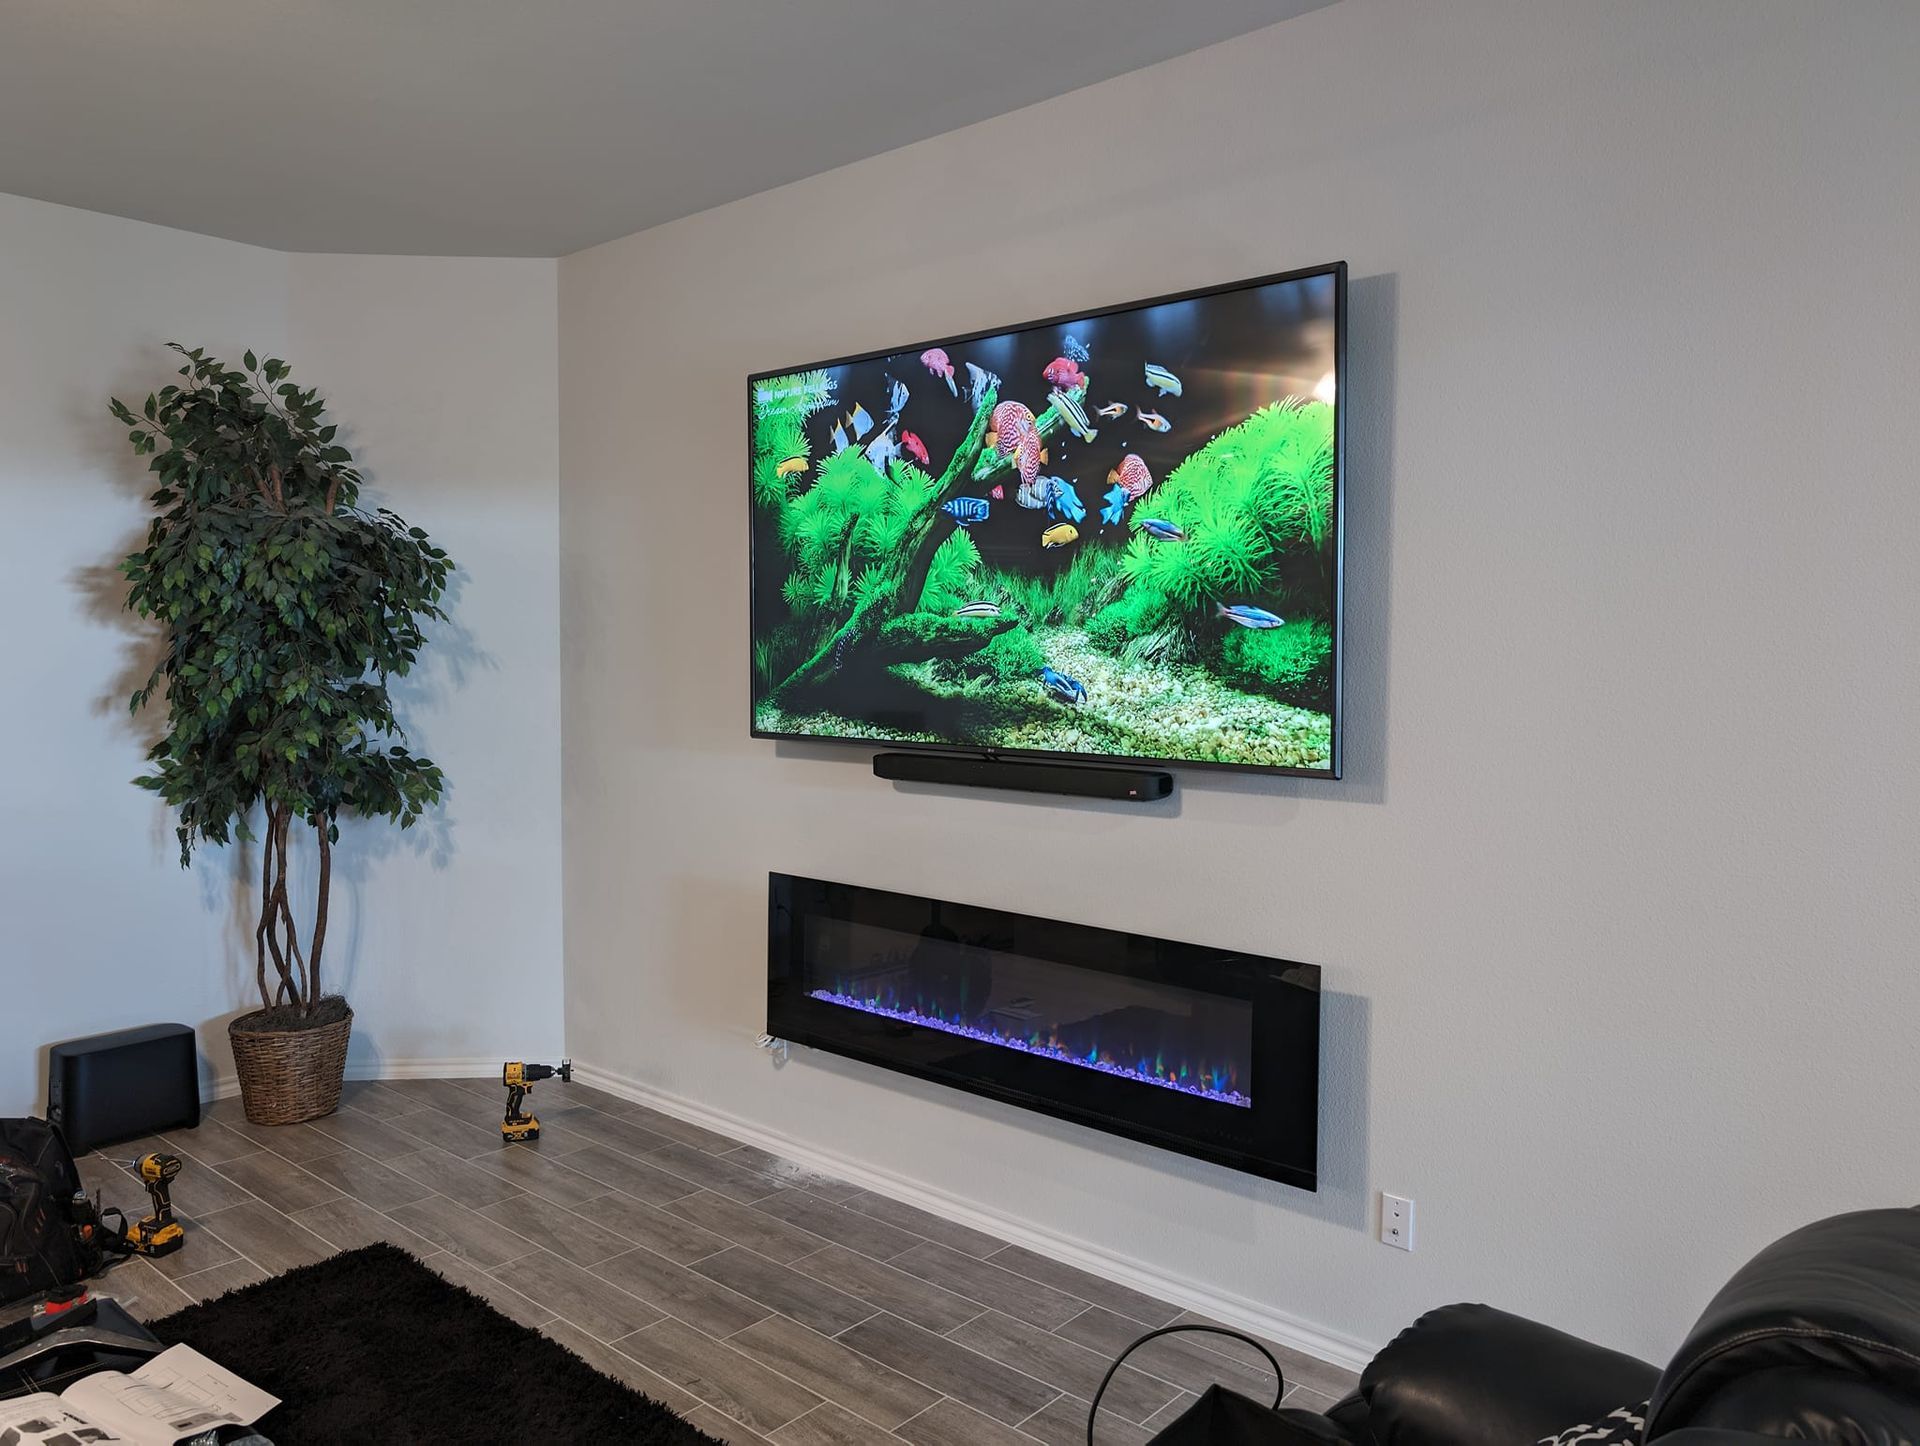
[766,874,1320,1188]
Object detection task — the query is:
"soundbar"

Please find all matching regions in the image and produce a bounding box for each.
[872,752,1173,801]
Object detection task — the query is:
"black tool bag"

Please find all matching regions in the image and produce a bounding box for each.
[0,1118,90,1307]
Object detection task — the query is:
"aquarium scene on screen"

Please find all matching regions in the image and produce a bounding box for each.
[749,266,1341,773]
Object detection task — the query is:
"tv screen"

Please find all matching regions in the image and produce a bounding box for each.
[749,261,1344,776]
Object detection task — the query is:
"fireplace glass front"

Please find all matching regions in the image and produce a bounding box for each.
[767,874,1319,1187]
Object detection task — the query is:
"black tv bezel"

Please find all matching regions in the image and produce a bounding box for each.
[748,259,1347,780]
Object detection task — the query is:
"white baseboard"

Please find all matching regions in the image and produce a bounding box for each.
[570,1060,1376,1376]
[199,1056,501,1100]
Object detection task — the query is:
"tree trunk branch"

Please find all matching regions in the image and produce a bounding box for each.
[771,392,1000,700]
[271,807,306,1008]
[254,804,277,1010]
[310,818,331,1011]
[258,803,298,1008]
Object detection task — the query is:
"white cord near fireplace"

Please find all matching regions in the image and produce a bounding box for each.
[755,1033,790,1066]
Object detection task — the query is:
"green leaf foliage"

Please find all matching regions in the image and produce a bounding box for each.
[774,449,945,622]
[750,369,835,509]
[1091,399,1335,704]
[966,625,1047,683]
[917,528,982,614]
[1086,585,1177,652]
[1218,619,1334,707]
[1118,399,1334,608]
[112,345,454,1013]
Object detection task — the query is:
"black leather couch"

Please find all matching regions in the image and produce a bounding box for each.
[1318,1207,1920,1444]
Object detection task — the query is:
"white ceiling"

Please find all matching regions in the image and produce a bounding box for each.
[0,0,1332,257]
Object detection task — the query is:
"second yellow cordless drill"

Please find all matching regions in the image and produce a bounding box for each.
[500,1059,572,1142]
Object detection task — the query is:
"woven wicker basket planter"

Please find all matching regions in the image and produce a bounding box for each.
[229,1006,352,1125]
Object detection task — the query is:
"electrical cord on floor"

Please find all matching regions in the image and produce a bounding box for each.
[91,1204,139,1278]
[70,1176,145,1280]
[1086,1322,1285,1446]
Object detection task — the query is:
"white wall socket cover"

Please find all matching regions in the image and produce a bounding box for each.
[1381,1192,1415,1250]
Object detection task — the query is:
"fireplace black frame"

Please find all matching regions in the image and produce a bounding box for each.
[767,873,1320,1189]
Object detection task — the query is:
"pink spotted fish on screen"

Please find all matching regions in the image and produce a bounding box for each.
[920,348,957,396]
[987,400,1046,489]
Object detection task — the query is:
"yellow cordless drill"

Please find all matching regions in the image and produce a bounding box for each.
[122,1152,184,1258]
[501,1059,571,1142]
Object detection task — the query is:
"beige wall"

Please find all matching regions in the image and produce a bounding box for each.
[558,0,1920,1363]
[282,252,565,1074]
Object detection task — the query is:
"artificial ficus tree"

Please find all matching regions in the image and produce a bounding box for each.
[113,345,453,1019]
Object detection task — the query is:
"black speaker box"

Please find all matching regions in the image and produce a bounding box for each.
[872,751,1174,801]
[47,1024,200,1153]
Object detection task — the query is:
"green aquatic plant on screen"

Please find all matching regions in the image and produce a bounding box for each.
[749,265,1344,773]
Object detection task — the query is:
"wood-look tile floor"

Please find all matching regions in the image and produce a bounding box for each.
[53,1077,1357,1445]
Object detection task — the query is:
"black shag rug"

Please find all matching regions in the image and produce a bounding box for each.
[149,1242,722,1445]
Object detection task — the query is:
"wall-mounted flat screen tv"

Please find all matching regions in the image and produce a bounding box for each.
[749,261,1344,776]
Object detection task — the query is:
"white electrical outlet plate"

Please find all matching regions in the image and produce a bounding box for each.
[1381,1193,1415,1250]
